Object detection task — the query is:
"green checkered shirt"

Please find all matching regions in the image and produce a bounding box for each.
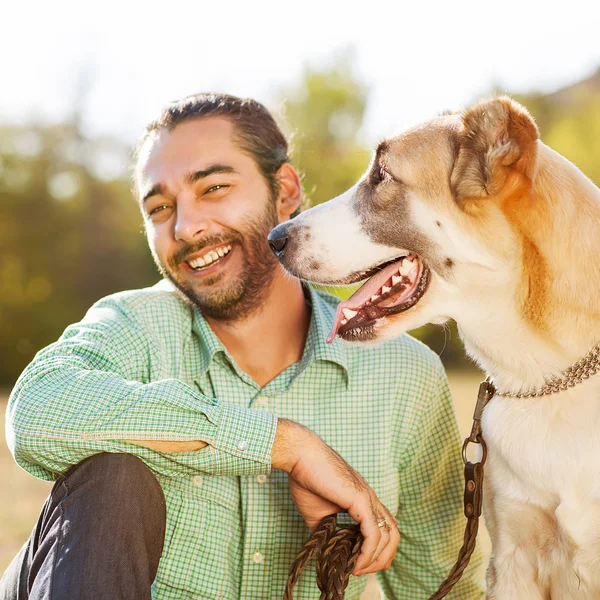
[7,280,484,599]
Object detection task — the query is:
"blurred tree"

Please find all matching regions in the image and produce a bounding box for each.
[514,67,600,186]
[0,120,157,384]
[278,51,371,207]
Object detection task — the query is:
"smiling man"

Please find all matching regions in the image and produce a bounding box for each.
[2,94,483,600]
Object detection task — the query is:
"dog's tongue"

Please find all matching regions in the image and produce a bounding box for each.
[327,260,402,343]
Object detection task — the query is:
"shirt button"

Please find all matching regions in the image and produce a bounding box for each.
[236,440,249,452]
[255,396,267,407]
[256,474,268,484]
[193,475,203,487]
[252,551,264,564]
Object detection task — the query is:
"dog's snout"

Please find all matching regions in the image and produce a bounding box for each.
[268,225,288,256]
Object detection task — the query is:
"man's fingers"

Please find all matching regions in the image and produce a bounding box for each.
[353,503,399,575]
[371,517,391,564]
[347,497,382,572]
[356,522,400,575]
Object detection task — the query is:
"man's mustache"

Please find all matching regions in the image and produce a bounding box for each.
[169,235,239,268]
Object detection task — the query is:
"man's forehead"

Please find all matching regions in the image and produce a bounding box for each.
[136,117,243,190]
[141,117,237,165]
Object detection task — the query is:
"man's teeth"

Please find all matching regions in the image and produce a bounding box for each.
[188,244,232,269]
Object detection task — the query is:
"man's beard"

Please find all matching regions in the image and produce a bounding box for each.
[155,202,281,322]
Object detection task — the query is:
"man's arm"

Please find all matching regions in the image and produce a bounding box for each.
[377,367,485,599]
[6,296,276,479]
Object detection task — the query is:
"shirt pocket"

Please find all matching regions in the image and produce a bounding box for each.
[153,480,241,600]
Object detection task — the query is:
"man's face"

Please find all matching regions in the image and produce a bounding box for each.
[136,117,282,321]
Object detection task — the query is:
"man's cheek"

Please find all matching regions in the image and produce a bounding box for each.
[146,226,165,260]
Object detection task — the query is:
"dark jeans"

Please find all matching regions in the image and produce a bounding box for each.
[0,453,166,600]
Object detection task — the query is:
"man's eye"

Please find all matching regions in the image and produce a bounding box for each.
[149,205,169,217]
[205,184,229,194]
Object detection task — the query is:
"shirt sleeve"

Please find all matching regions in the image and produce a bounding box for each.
[6,297,278,481]
[377,366,486,599]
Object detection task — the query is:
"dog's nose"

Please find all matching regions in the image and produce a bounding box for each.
[268,226,288,256]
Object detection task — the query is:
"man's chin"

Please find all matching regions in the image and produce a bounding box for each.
[169,275,249,321]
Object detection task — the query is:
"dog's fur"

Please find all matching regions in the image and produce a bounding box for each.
[272,97,600,598]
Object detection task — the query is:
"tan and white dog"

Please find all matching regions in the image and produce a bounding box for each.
[269,97,600,599]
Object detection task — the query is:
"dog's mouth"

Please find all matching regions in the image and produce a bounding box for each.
[327,254,430,343]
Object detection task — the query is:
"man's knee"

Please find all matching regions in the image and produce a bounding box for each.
[57,452,166,528]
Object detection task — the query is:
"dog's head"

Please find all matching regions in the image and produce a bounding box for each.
[269,97,540,343]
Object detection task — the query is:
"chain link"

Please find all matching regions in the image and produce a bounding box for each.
[494,342,600,398]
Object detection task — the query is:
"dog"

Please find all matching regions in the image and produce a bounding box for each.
[268,97,600,599]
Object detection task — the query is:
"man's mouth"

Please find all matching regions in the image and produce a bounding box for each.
[327,255,430,342]
[186,243,233,272]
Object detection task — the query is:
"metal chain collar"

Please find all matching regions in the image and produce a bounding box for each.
[493,341,600,399]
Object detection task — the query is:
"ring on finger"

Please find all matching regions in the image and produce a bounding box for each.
[377,518,389,529]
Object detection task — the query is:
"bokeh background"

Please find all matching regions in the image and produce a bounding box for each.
[2,0,600,589]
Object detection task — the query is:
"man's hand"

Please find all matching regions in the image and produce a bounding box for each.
[271,419,400,576]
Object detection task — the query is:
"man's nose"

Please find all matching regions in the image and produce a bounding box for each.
[268,224,289,256]
[174,200,209,243]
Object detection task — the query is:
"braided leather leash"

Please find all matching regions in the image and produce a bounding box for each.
[284,380,494,600]
[284,514,363,600]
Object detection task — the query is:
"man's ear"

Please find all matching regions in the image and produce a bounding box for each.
[451,96,539,202]
[275,163,302,222]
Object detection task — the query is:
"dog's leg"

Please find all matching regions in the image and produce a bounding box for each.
[548,500,600,598]
[484,490,552,600]
[486,547,548,600]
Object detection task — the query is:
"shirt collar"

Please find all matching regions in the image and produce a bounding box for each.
[191,284,348,381]
[192,309,229,377]
[303,284,348,375]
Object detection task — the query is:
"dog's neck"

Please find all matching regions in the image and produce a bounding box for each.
[457,143,600,394]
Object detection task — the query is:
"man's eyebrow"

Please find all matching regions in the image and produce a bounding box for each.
[142,184,165,203]
[141,165,236,203]
[187,164,236,184]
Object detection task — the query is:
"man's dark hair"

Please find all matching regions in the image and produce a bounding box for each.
[136,93,291,201]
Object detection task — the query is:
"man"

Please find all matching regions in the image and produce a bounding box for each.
[2,94,484,599]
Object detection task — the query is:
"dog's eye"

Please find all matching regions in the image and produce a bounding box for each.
[373,166,390,185]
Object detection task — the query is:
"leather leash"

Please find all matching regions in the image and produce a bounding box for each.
[284,379,495,600]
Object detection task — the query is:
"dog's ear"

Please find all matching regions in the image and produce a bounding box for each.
[451,97,539,202]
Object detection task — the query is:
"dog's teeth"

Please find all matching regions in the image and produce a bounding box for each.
[399,262,412,276]
[370,294,379,302]
[341,318,348,325]
[391,275,401,286]
[382,286,391,294]
[342,308,358,320]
